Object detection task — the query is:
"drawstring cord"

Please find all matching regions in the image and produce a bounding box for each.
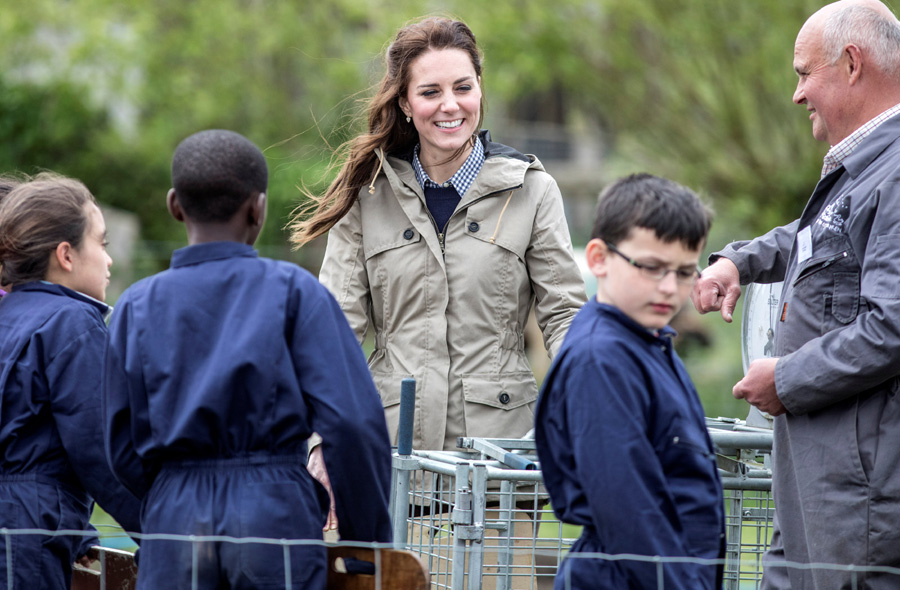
[368,149,385,194]
[489,191,515,244]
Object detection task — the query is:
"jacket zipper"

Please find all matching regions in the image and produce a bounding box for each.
[429,184,524,256]
[421,211,447,255]
[793,250,849,284]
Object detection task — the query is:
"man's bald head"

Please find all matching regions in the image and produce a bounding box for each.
[806,0,900,77]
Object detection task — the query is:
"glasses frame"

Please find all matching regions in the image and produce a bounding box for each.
[603,241,701,284]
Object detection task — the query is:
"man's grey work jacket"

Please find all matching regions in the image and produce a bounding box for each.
[714,114,900,590]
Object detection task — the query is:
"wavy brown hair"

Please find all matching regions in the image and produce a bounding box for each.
[0,173,96,287]
[289,16,485,246]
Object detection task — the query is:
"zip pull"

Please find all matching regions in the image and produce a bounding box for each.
[823,250,849,268]
[438,232,445,254]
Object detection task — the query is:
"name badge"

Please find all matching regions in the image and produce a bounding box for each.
[797,225,813,263]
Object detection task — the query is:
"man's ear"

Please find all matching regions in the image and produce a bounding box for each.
[166,189,185,222]
[845,44,863,85]
[585,238,609,278]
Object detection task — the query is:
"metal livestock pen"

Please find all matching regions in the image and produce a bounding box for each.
[389,417,774,590]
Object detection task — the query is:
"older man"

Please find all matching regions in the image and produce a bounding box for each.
[693,1,900,588]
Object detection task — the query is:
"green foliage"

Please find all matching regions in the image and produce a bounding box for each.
[0,79,107,175]
[1,0,830,244]
[362,0,828,236]
[557,0,827,234]
[0,0,842,415]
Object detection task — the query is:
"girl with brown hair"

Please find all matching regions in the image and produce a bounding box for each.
[0,174,141,589]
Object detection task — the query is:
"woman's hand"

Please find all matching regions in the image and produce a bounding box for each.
[307,445,338,532]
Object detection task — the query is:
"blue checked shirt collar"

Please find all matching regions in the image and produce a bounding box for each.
[822,103,900,177]
[412,138,484,196]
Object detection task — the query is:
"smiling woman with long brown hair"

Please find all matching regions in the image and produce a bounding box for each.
[292,16,586,458]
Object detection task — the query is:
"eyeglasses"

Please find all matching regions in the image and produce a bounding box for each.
[604,241,701,284]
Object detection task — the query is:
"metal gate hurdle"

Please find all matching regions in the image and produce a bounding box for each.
[390,418,774,590]
[711,418,774,589]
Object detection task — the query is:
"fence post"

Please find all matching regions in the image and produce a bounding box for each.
[391,378,417,547]
[397,378,416,456]
[282,541,292,589]
[451,463,475,590]
[466,464,487,590]
[495,479,514,590]
[3,529,11,590]
[191,535,199,590]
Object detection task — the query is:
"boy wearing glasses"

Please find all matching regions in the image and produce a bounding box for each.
[534,173,724,590]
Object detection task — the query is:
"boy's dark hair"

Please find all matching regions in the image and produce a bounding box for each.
[171,129,268,223]
[590,173,713,250]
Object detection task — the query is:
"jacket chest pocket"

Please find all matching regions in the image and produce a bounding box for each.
[658,417,723,557]
[659,416,716,466]
[464,198,531,261]
[363,228,424,295]
[792,233,854,285]
[363,226,423,260]
[790,234,862,331]
[824,272,864,325]
[455,205,532,303]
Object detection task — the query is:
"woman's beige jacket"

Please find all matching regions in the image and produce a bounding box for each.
[319,133,587,451]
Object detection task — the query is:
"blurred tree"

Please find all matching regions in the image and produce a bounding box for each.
[355,0,829,236]
[0,0,838,255]
[450,0,825,235]
[0,0,382,268]
[582,0,828,234]
[0,0,830,432]
[0,78,108,177]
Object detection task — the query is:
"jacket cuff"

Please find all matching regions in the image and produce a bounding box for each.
[774,356,801,416]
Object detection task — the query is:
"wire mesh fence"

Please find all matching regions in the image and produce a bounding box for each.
[3,529,429,590]
[7,417,900,588]
[3,513,900,589]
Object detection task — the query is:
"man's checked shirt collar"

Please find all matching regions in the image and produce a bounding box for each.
[412,138,484,196]
[822,103,900,177]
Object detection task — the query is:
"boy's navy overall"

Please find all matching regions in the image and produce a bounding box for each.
[104,242,392,589]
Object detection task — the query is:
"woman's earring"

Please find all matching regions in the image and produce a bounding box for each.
[406,116,411,123]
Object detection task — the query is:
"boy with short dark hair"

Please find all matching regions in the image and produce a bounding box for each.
[103,129,392,589]
[534,173,724,590]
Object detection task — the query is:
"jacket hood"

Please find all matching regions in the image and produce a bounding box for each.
[372,129,547,199]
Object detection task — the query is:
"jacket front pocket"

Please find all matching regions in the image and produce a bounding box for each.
[828,271,861,324]
[792,233,854,286]
[793,249,850,285]
[461,373,538,439]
